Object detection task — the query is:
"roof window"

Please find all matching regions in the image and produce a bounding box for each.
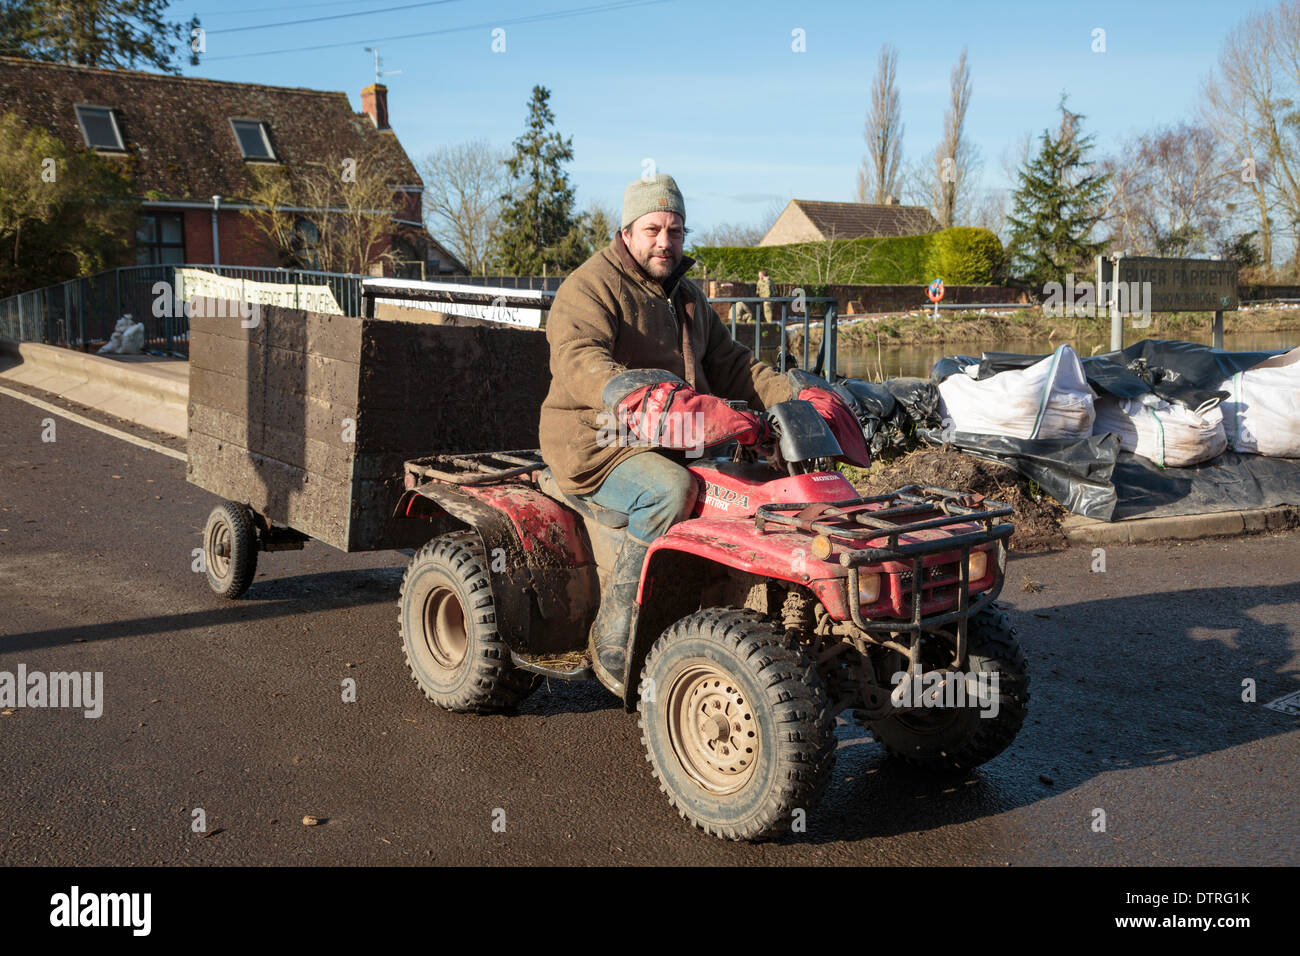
[74,105,125,151]
[230,119,277,161]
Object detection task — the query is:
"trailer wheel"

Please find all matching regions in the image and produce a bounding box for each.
[637,608,836,841]
[868,605,1029,773]
[203,501,258,599]
[399,532,538,714]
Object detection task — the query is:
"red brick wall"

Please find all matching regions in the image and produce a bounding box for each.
[171,207,278,267]
[147,203,414,272]
[703,280,1028,320]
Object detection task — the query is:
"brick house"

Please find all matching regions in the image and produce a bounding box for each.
[760,199,941,246]
[0,56,465,277]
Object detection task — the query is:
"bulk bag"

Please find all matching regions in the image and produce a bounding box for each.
[1219,347,1300,458]
[937,344,1095,440]
[1093,395,1226,467]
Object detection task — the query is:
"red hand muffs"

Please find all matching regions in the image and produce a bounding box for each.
[618,382,766,450]
[797,387,873,467]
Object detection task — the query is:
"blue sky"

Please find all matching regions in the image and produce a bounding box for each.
[177,0,1252,232]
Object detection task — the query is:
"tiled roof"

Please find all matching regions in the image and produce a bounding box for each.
[791,200,940,238]
[0,56,421,201]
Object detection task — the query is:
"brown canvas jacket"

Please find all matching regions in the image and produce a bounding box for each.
[539,234,790,496]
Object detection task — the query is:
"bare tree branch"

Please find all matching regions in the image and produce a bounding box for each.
[931,46,979,227]
[856,43,904,204]
[419,139,508,275]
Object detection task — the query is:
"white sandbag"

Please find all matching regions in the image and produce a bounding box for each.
[97,316,134,355]
[1219,346,1300,457]
[1094,394,1226,467]
[937,344,1095,440]
[119,322,145,354]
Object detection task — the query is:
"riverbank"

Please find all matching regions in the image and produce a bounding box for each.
[786,307,1300,351]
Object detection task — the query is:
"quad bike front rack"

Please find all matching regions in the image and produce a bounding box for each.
[756,485,1015,670]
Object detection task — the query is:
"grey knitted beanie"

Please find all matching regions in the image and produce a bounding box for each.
[622,173,685,229]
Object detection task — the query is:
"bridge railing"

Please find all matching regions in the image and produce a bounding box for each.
[3,269,841,376]
[0,265,369,357]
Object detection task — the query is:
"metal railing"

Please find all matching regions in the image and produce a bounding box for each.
[0,264,369,357]
[451,275,565,292]
[710,296,839,377]
[2,268,843,377]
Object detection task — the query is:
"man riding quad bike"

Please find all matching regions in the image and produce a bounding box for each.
[392,175,1029,841]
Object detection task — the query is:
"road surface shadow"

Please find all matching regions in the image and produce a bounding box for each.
[516,677,620,715]
[1,567,402,654]
[788,581,1299,845]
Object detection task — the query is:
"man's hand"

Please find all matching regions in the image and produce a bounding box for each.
[610,376,770,451]
[790,378,872,467]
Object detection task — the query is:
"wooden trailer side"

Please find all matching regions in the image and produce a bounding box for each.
[186,303,363,551]
[186,302,552,552]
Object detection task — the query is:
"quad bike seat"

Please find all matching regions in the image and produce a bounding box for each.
[535,467,630,530]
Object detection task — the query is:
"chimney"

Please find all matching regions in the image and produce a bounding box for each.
[885,195,901,206]
[361,83,390,130]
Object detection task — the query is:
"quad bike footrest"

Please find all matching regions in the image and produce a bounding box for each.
[510,650,594,682]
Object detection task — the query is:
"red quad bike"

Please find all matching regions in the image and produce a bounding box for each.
[395,399,1029,841]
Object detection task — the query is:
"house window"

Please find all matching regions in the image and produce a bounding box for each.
[229,119,276,161]
[136,213,186,265]
[74,105,125,151]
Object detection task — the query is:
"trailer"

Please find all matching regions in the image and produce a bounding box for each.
[185,298,552,595]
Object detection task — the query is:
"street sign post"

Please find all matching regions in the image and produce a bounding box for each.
[927,278,945,320]
[1097,255,1238,351]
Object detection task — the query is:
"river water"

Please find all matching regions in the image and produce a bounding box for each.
[772,330,1299,381]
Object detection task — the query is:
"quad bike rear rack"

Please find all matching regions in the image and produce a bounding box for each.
[756,485,1015,667]
[404,450,545,486]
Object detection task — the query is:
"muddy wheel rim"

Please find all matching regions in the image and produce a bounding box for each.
[206,520,231,581]
[666,663,759,795]
[422,586,468,669]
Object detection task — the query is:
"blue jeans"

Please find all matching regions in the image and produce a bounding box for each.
[582,452,698,545]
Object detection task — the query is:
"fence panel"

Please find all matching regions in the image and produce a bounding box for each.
[2,270,839,374]
[0,264,372,357]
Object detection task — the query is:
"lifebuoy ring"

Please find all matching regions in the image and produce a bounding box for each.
[927,279,946,303]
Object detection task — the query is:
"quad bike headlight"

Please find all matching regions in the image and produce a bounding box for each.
[857,572,881,605]
[968,550,988,582]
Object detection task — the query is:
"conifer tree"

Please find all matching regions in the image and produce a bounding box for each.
[489,86,581,275]
[1006,96,1110,288]
[0,0,199,73]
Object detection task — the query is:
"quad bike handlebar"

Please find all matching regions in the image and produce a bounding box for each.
[729,399,843,477]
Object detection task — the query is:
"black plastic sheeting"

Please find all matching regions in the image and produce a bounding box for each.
[914,427,1121,518]
[831,377,942,454]
[922,338,1299,522]
[1112,450,1300,520]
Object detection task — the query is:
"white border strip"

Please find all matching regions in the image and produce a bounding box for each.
[0,384,186,461]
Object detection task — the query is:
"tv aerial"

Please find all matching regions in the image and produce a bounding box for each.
[364,47,403,84]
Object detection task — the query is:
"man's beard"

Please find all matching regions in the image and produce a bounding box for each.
[637,248,680,278]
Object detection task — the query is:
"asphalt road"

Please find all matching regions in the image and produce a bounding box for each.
[1,385,1297,866]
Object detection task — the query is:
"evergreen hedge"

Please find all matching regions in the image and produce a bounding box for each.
[690,227,1003,286]
[924,227,1006,284]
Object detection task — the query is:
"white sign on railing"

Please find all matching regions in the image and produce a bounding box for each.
[364,278,545,329]
[178,268,343,315]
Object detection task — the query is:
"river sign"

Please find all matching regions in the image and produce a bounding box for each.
[1099,256,1238,312]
